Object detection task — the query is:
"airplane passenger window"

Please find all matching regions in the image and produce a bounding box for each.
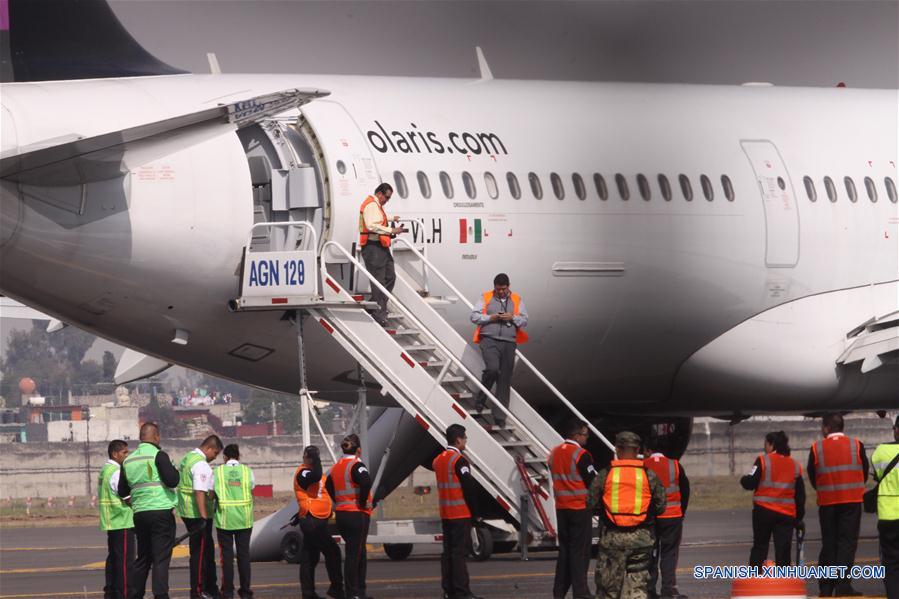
[844,176,858,203]
[394,171,409,199]
[824,176,837,202]
[529,172,543,199]
[484,172,499,199]
[803,176,817,202]
[700,175,714,201]
[440,171,454,199]
[572,173,587,200]
[551,173,565,200]
[886,177,898,203]
[507,172,522,199]
[658,174,672,201]
[336,160,347,175]
[615,174,629,201]
[679,174,693,201]
[637,174,651,201]
[417,171,431,199]
[864,177,878,203]
[721,175,735,202]
[594,174,609,200]
[462,171,477,199]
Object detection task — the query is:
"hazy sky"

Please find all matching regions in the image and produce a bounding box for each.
[109,0,898,88]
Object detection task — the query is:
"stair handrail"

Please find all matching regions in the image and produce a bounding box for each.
[393,237,615,452]
[320,240,552,458]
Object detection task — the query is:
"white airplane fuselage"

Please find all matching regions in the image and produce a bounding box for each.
[1,74,896,417]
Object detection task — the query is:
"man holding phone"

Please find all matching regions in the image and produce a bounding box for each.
[358,183,407,326]
[470,273,529,429]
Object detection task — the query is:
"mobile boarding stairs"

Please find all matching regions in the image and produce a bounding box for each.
[231,221,615,557]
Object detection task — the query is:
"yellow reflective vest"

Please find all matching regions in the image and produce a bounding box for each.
[871,442,899,521]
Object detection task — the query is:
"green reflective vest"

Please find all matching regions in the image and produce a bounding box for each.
[178,451,214,519]
[122,443,177,513]
[214,462,254,530]
[872,442,899,521]
[98,462,134,531]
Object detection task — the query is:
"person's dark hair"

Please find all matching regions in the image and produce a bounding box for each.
[223,444,239,460]
[446,424,466,446]
[564,419,589,439]
[201,434,223,450]
[304,445,320,462]
[823,413,844,432]
[341,434,361,455]
[374,182,393,196]
[108,439,128,458]
[765,431,791,456]
[493,273,510,286]
[139,422,159,440]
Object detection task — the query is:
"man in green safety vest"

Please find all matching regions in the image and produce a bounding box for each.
[118,422,180,599]
[213,444,255,599]
[99,439,134,599]
[177,435,223,599]
[871,415,899,598]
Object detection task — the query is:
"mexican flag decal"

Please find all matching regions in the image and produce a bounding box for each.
[459,218,483,243]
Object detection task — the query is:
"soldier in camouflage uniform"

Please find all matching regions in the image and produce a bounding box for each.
[588,431,667,599]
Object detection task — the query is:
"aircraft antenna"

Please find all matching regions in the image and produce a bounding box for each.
[476,46,493,81]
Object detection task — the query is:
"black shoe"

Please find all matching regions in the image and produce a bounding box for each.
[661,594,688,599]
[474,394,487,412]
[326,589,345,599]
[494,420,506,429]
[832,587,862,597]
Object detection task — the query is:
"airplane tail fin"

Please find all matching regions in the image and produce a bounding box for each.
[0,0,187,82]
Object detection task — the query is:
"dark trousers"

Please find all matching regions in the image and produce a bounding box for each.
[300,515,344,599]
[477,337,516,424]
[361,242,395,322]
[553,509,592,599]
[105,528,136,599]
[650,517,683,596]
[441,518,472,599]
[183,517,217,598]
[879,519,899,599]
[335,511,370,598]
[818,502,862,594]
[130,509,175,599]
[217,528,251,598]
[749,506,793,567]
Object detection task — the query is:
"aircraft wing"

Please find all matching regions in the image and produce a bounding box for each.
[0,296,52,320]
[0,88,329,181]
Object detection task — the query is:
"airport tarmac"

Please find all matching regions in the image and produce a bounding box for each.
[0,510,889,598]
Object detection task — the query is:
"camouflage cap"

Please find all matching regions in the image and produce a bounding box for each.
[614,431,642,448]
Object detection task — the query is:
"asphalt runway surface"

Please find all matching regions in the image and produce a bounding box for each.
[0,510,890,598]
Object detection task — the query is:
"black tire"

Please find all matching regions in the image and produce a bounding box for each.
[383,543,414,561]
[280,531,303,564]
[469,525,493,561]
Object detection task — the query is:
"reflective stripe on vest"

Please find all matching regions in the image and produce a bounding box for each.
[214,464,253,530]
[602,459,651,528]
[177,451,213,519]
[871,443,899,521]
[472,291,529,344]
[812,436,866,505]
[753,452,799,517]
[549,442,588,510]
[294,464,332,519]
[643,455,683,519]
[98,463,134,531]
[433,449,472,520]
[122,443,177,514]
[359,196,391,248]
[329,456,372,515]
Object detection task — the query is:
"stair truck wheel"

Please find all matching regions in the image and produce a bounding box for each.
[280,531,303,564]
[469,524,493,561]
[383,543,414,560]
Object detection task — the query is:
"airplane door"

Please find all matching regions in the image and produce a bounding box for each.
[740,140,799,267]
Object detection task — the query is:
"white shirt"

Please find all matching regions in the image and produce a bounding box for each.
[190,448,214,492]
[106,459,124,497]
[223,459,256,489]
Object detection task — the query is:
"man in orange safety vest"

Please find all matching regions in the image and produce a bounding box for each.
[358,183,406,326]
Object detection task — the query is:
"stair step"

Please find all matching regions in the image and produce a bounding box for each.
[420,360,447,368]
[403,344,437,352]
[449,392,473,400]
[440,375,465,383]
[500,440,532,448]
[386,312,406,320]
[386,329,421,336]
[466,408,491,416]
[522,456,546,465]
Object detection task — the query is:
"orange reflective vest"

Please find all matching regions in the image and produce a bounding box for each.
[602,459,652,528]
[549,442,589,510]
[811,434,866,506]
[472,291,529,344]
[294,464,332,519]
[359,195,391,248]
[329,456,372,515]
[643,454,683,519]
[753,452,800,517]
[433,449,472,520]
